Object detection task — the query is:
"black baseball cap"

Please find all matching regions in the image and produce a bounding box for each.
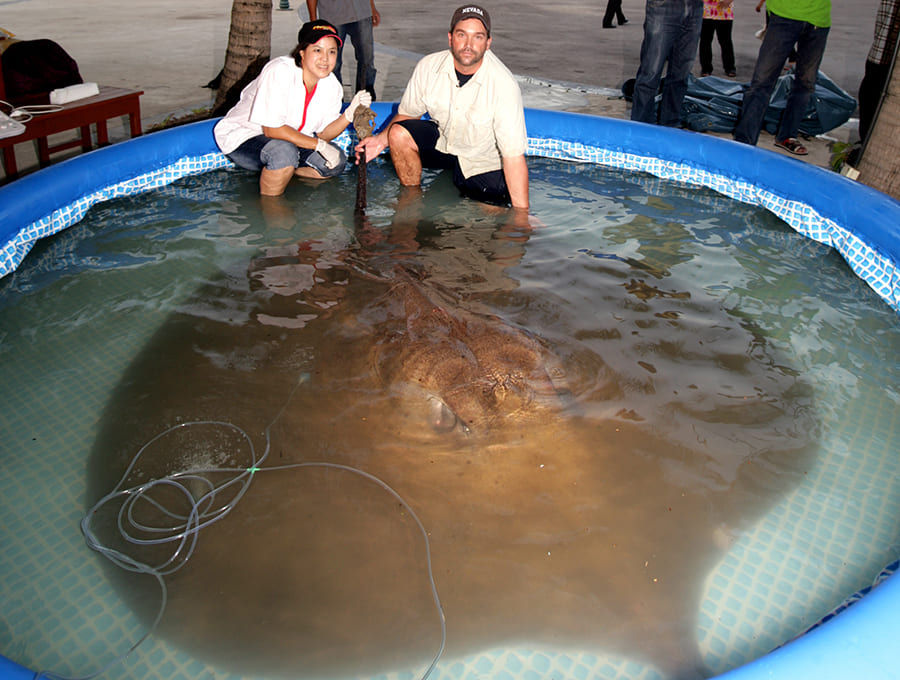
[298,20,343,47]
[450,5,491,35]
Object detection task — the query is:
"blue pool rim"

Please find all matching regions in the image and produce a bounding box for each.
[1,103,899,680]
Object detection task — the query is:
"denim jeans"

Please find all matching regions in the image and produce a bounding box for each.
[733,13,830,145]
[335,17,377,98]
[631,0,704,126]
[227,135,346,177]
[227,135,306,171]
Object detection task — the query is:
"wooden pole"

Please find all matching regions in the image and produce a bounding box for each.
[356,147,367,213]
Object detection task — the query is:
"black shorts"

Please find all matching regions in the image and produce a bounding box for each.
[395,119,511,207]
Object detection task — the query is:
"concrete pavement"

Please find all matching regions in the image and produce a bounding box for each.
[0,0,882,179]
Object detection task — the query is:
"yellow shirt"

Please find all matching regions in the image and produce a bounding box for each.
[398,49,527,178]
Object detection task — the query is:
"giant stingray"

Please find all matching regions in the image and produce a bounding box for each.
[86,190,818,680]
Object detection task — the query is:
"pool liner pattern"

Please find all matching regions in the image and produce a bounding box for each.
[0,152,231,281]
[2,133,898,315]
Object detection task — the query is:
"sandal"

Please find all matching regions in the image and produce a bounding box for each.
[775,137,808,156]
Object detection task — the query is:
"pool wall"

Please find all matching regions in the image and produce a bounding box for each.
[1,103,899,680]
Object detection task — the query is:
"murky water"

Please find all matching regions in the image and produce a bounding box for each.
[2,159,899,680]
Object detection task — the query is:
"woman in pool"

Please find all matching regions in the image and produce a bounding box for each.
[214,20,371,196]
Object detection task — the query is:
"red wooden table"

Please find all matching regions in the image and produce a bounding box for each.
[1,86,143,179]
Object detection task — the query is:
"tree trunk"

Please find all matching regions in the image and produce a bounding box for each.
[212,0,273,117]
[858,51,900,200]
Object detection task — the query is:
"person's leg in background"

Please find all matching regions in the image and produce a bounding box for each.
[603,0,626,28]
[631,0,680,123]
[699,18,716,75]
[717,19,736,75]
[328,23,349,88]
[343,17,378,99]
[774,21,829,144]
[733,13,803,144]
[657,0,703,127]
[858,59,890,143]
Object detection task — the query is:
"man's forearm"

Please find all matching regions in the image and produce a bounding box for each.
[503,154,530,209]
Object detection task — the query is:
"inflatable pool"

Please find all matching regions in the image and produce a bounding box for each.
[1,103,899,680]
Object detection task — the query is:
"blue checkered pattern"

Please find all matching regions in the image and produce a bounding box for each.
[3,137,899,315]
[0,153,231,280]
[525,138,900,313]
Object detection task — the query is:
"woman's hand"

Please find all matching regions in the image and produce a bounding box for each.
[315,138,343,169]
[344,90,373,123]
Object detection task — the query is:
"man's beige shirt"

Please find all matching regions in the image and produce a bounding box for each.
[398,49,527,178]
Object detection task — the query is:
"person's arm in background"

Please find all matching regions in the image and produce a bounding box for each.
[307,0,318,20]
[370,1,380,26]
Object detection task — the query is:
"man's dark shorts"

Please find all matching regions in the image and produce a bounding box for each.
[396,119,511,206]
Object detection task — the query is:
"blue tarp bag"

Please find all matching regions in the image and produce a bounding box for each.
[680,71,857,135]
